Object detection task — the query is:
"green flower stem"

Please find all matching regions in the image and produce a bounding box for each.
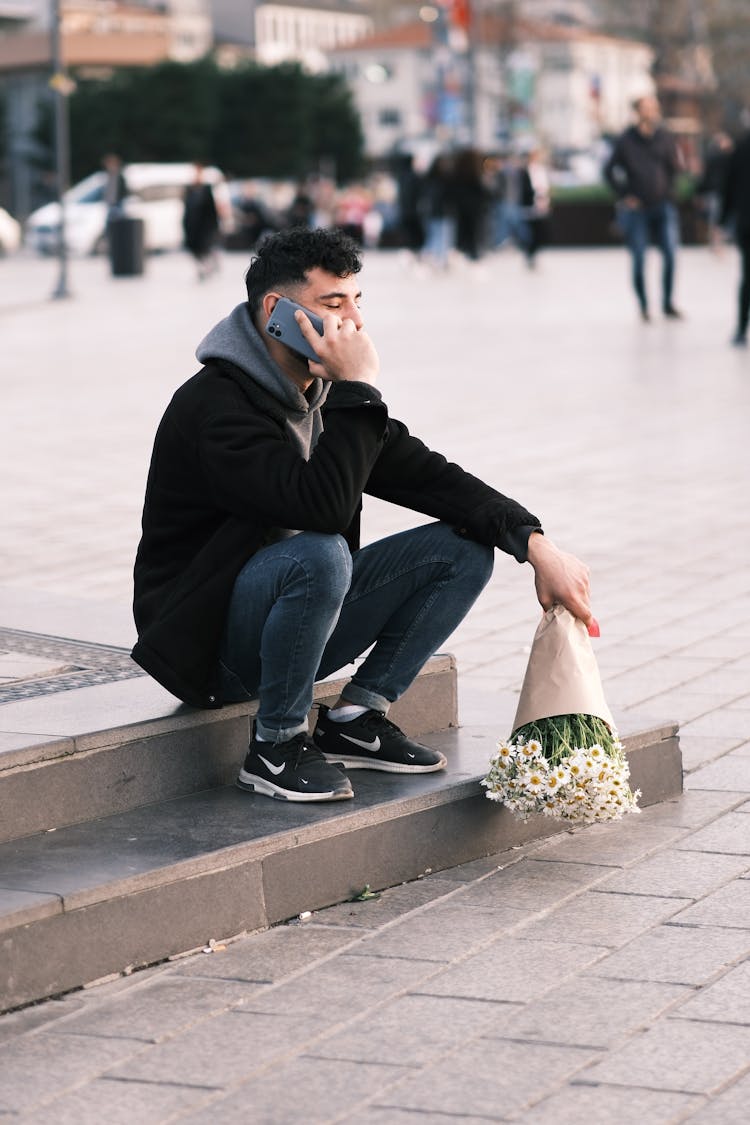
[512,714,622,766]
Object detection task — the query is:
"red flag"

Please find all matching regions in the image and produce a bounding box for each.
[450,0,471,31]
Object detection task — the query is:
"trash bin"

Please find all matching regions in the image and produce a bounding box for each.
[108,216,145,277]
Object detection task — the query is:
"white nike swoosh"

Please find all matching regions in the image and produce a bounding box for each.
[258,754,286,776]
[341,734,381,752]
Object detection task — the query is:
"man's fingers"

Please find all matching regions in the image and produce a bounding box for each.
[294,309,320,346]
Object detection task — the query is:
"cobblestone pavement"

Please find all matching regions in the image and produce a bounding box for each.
[1,244,749,1122]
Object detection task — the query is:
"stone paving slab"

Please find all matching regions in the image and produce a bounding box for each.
[508,1085,703,1125]
[669,957,750,1025]
[678,733,747,771]
[185,1057,419,1125]
[414,937,611,1003]
[511,888,689,947]
[18,1079,215,1125]
[687,755,750,791]
[48,975,268,1043]
[359,1038,597,1119]
[597,847,750,899]
[481,975,689,1049]
[670,879,750,929]
[589,922,750,986]
[683,1072,750,1125]
[0,1031,145,1114]
[673,811,750,855]
[578,1019,750,1095]
[308,992,510,1067]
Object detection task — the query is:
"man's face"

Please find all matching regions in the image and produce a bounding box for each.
[277,267,363,329]
[260,267,364,384]
[636,96,661,127]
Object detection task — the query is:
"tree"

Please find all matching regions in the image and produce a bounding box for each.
[214,62,364,182]
[593,0,750,132]
[703,0,750,129]
[68,59,220,179]
[43,59,364,184]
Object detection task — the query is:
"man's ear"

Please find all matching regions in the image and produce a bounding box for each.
[260,292,280,323]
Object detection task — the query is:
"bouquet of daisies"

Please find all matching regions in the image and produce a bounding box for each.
[481,606,640,824]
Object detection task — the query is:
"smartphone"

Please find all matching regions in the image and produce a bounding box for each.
[266,297,325,362]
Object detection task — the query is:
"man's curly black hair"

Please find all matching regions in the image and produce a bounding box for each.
[245,227,363,314]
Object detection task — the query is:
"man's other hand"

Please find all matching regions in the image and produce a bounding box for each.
[526,532,592,627]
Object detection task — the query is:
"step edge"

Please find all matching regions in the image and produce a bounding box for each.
[0,653,457,773]
[0,722,679,927]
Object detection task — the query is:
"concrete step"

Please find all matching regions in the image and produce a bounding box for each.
[0,654,457,845]
[0,705,681,1013]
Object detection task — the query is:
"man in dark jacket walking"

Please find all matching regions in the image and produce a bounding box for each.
[721,126,750,347]
[133,228,592,803]
[604,95,684,321]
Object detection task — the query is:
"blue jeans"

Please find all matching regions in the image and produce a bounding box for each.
[219,522,494,742]
[492,202,530,251]
[423,216,456,265]
[616,201,679,311]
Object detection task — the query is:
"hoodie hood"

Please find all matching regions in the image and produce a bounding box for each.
[196,302,329,458]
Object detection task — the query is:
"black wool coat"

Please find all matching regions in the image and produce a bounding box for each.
[132,360,541,708]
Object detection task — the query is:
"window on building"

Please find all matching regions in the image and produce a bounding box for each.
[379,108,401,127]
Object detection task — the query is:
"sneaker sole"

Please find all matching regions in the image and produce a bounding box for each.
[236,769,354,802]
[321,752,447,774]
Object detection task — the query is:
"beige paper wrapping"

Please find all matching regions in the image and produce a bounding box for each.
[512,605,614,734]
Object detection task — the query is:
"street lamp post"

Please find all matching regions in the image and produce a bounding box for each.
[50,0,72,299]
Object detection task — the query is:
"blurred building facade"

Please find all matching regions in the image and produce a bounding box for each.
[0,1,730,219]
[330,11,654,163]
[210,1,372,71]
[0,1,212,215]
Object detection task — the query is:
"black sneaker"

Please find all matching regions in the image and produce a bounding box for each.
[313,705,447,774]
[237,731,353,802]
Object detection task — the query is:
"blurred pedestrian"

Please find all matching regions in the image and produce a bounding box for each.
[231,182,280,251]
[183,163,221,281]
[452,147,492,262]
[518,147,551,268]
[419,152,456,270]
[102,153,127,219]
[695,132,734,253]
[286,183,315,229]
[102,153,127,248]
[334,184,372,246]
[392,154,425,254]
[720,127,750,347]
[604,95,684,322]
[491,153,530,253]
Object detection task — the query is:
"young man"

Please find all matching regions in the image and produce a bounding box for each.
[132,228,591,803]
[604,95,684,322]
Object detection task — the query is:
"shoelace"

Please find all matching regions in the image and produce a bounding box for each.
[358,711,406,740]
[290,736,328,768]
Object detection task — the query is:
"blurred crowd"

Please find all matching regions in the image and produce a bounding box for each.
[221,145,551,271]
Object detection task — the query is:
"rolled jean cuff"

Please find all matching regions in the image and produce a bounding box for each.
[341,683,391,714]
[255,717,309,743]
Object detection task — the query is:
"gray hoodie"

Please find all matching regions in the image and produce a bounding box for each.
[196,301,330,461]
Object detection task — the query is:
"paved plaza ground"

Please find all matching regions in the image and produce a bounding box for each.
[0,243,749,1121]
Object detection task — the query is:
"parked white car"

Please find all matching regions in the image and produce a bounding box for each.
[0,206,21,255]
[24,163,227,256]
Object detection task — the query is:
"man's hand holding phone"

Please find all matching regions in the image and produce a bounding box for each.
[295,306,379,386]
[263,293,377,386]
